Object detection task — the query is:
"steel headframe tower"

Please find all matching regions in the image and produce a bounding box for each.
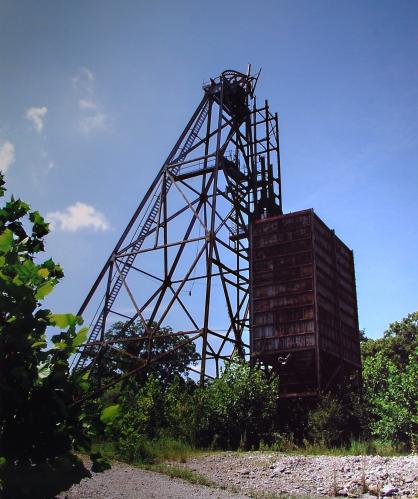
[73,69,283,394]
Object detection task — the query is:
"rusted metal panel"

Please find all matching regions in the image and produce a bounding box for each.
[250,209,361,397]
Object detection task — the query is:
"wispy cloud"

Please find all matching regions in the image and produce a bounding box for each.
[26,106,48,132]
[78,110,106,134]
[47,202,110,231]
[0,141,15,173]
[73,67,107,134]
[72,67,95,92]
[78,99,97,110]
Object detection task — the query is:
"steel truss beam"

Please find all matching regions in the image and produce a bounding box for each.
[72,69,282,398]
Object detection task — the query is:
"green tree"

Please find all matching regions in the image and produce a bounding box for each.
[362,349,417,445]
[0,174,93,495]
[361,312,418,447]
[361,311,417,367]
[98,320,199,385]
[115,376,167,462]
[196,360,279,449]
[101,360,279,460]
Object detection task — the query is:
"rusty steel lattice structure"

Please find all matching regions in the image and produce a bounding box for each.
[73,69,283,392]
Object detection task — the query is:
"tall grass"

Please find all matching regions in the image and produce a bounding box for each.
[91,437,202,465]
[141,463,215,487]
[94,437,407,465]
[260,437,408,456]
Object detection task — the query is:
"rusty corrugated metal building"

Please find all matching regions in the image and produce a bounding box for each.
[250,209,361,397]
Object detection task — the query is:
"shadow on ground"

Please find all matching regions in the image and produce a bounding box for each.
[1,454,90,498]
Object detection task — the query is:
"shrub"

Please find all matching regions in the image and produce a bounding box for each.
[307,393,348,448]
[195,360,279,449]
[0,173,92,496]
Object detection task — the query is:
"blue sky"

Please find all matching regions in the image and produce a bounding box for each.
[1,0,417,339]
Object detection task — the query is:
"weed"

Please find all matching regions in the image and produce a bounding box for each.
[331,463,338,496]
[259,438,407,457]
[360,456,367,494]
[91,437,204,464]
[140,463,215,487]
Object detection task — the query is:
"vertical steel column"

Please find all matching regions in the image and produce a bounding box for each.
[200,78,225,385]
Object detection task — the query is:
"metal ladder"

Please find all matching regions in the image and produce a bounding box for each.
[74,103,209,371]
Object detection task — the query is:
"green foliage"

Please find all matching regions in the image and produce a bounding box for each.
[99,359,279,462]
[362,349,417,445]
[362,311,417,367]
[304,312,417,450]
[307,393,349,448]
[361,311,417,447]
[0,173,90,472]
[196,360,279,449]
[163,376,197,442]
[100,404,120,424]
[98,320,199,386]
[114,376,167,462]
[91,312,418,460]
[142,463,215,487]
[93,311,416,459]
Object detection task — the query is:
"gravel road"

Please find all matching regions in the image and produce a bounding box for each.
[58,460,249,499]
[185,452,418,498]
[58,453,417,498]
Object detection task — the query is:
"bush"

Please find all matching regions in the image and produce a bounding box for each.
[307,393,349,448]
[361,312,417,448]
[362,349,417,446]
[193,360,279,450]
[0,173,93,496]
[99,359,280,461]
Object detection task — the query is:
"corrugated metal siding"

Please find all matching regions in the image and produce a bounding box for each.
[312,213,360,366]
[250,209,361,396]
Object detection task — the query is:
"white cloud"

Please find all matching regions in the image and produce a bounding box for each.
[47,202,110,232]
[79,112,106,134]
[73,68,107,134]
[72,67,95,92]
[78,99,97,110]
[0,142,15,173]
[26,106,48,132]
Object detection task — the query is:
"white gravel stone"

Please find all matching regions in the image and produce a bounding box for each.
[184,452,418,498]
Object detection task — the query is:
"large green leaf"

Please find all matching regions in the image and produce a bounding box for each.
[100,404,120,424]
[0,229,13,253]
[37,361,51,379]
[50,313,78,329]
[73,326,88,347]
[32,339,47,348]
[35,281,54,300]
[53,340,68,350]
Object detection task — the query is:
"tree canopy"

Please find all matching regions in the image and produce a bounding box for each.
[95,320,199,386]
[361,311,417,446]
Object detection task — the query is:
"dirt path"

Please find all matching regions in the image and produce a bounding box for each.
[58,460,249,499]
